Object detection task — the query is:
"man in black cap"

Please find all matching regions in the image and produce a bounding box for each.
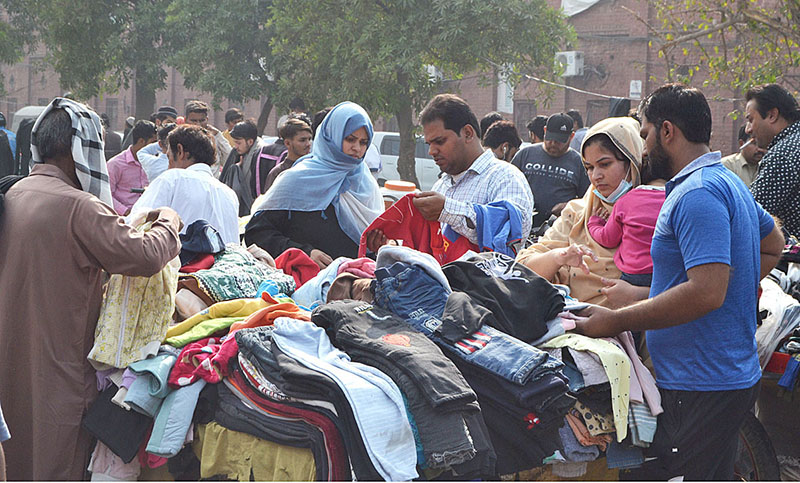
[154,105,178,126]
[511,112,590,228]
[121,106,178,151]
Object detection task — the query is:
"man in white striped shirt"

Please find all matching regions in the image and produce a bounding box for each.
[415,94,533,243]
[365,94,533,252]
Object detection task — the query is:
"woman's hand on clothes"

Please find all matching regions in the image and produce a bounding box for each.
[599,277,649,309]
[310,249,333,269]
[412,192,445,221]
[555,244,598,274]
[573,305,623,338]
[593,206,610,221]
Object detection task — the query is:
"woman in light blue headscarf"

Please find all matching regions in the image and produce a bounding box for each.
[244,101,383,268]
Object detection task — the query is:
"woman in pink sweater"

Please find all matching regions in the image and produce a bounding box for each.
[587,153,666,288]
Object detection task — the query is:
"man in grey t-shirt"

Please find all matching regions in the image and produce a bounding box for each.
[511,113,591,227]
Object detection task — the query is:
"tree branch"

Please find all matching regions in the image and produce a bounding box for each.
[741,10,798,41]
[620,5,661,38]
[661,14,742,51]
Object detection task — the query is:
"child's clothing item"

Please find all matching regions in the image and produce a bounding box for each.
[586,185,665,275]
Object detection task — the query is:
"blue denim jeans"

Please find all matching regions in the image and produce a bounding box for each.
[374,262,561,385]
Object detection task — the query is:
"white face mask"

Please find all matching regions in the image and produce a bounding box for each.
[593,167,632,204]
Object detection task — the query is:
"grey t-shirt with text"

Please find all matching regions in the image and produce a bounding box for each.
[511,143,590,227]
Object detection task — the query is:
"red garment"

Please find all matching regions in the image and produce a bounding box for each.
[168,336,239,388]
[337,257,376,278]
[138,427,168,469]
[179,253,215,273]
[358,193,478,265]
[275,248,320,287]
[432,226,481,265]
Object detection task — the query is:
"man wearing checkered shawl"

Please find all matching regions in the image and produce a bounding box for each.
[0,98,184,480]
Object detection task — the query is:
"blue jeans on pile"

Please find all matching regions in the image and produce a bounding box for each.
[374,262,560,385]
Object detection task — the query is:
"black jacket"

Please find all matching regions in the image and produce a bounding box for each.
[244,204,358,259]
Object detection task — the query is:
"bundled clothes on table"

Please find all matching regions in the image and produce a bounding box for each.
[80,240,665,481]
[178,244,295,306]
[372,246,574,475]
[88,221,182,370]
[540,330,663,476]
[312,300,486,473]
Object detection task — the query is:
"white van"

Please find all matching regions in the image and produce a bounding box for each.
[371,131,441,191]
[10,106,46,132]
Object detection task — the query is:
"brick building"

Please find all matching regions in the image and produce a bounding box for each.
[0,0,765,155]
[0,59,281,135]
[435,0,744,156]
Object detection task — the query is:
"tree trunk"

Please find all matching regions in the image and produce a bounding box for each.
[134,76,156,121]
[256,96,273,136]
[395,71,420,187]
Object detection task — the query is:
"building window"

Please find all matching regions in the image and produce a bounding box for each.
[586,100,610,127]
[496,71,514,114]
[106,98,118,128]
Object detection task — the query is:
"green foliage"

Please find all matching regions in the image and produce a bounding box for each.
[164,0,276,107]
[267,0,573,182]
[1,0,171,103]
[0,17,26,94]
[1,0,572,153]
[269,0,573,118]
[649,0,800,93]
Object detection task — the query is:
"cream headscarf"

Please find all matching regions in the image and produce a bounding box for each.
[516,117,643,306]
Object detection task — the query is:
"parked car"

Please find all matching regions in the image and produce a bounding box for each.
[10,106,46,132]
[371,131,441,191]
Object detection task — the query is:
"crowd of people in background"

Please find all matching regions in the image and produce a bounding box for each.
[0,81,798,481]
[5,87,791,241]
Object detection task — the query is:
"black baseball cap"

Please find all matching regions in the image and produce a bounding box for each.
[544,113,574,143]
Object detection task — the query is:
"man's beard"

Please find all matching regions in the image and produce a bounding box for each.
[646,135,674,180]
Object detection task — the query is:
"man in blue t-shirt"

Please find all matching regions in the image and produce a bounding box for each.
[575,84,785,480]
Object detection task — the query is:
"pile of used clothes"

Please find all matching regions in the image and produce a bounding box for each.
[85,232,663,480]
[759,254,800,395]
